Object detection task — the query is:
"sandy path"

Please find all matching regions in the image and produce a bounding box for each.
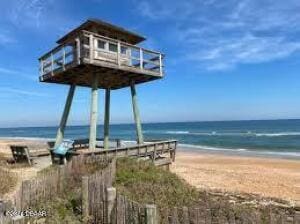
[170,150,300,204]
[0,139,52,199]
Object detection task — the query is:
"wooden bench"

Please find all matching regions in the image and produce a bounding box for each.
[72,139,90,150]
[10,145,35,166]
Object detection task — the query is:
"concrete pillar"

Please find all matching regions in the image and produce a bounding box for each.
[54,84,76,148]
[89,75,99,150]
[104,88,111,150]
[130,82,144,144]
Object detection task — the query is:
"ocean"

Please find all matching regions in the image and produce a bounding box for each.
[0,119,300,158]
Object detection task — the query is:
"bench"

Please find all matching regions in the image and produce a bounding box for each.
[72,139,90,150]
[10,145,35,166]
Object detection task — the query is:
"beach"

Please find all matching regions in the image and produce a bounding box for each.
[1,138,300,205]
[171,148,300,204]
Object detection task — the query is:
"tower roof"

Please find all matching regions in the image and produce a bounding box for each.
[57,18,146,45]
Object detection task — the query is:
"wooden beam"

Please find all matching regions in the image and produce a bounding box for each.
[89,74,99,150]
[54,84,76,148]
[103,88,111,150]
[130,82,144,144]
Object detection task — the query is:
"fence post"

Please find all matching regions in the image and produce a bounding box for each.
[58,165,65,193]
[0,201,5,224]
[106,187,116,224]
[82,176,89,223]
[295,211,300,223]
[145,204,157,224]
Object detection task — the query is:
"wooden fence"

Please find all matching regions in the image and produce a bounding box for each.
[82,159,116,224]
[160,206,300,224]
[0,155,114,224]
[1,154,300,224]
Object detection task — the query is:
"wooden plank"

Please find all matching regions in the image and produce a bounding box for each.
[82,176,89,222]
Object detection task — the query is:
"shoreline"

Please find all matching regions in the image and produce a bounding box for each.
[0,136,300,160]
[171,148,300,203]
[0,137,299,203]
[179,144,300,160]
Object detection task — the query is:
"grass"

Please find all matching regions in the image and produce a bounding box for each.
[39,188,82,224]
[114,158,296,223]
[115,158,201,208]
[40,157,112,223]
[0,168,17,196]
[0,153,18,196]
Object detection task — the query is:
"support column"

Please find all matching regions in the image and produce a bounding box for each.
[104,88,111,150]
[89,75,99,150]
[54,84,76,148]
[130,82,144,144]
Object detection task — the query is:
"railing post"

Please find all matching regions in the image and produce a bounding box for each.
[51,53,54,75]
[40,59,44,76]
[145,204,158,224]
[159,54,163,76]
[89,34,94,64]
[76,37,81,65]
[140,48,143,70]
[62,46,66,71]
[117,41,121,66]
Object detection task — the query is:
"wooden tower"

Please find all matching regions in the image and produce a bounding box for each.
[39,19,164,150]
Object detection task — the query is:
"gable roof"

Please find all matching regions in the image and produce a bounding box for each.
[57,18,146,45]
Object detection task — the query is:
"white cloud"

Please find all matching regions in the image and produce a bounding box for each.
[0,32,15,45]
[0,67,36,81]
[136,0,300,70]
[9,0,50,28]
[0,87,48,97]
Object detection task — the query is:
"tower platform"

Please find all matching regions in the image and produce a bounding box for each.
[39,19,164,89]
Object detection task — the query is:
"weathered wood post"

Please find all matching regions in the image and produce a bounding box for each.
[145,204,158,224]
[82,176,89,223]
[54,84,76,148]
[130,82,144,144]
[0,200,6,224]
[106,187,116,224]
[58,165,65,193]
[104,88,111,150]
[89,75,99,150]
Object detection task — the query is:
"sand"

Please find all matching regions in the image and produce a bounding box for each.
[1,139,300,204]
[170,149,300,204]
[0,139,52,199]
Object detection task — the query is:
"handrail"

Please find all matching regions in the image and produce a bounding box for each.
[39,31,165,77]
[81,30,165,56]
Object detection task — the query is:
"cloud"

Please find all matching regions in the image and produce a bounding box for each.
[136,0,300,70]
[0,87,48,97]
[0,32,15,45]
[9,0,51,28]
[0,67,36,81]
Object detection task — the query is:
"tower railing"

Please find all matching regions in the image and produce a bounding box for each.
[39,31,164,78]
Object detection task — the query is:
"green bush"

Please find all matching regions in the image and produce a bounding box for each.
[115,158,200,209]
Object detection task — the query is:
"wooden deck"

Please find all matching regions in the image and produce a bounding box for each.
[68,140,177,165]
[39,31,164,89]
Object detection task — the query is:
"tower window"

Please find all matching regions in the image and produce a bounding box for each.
[109,43,118,52]
[97,40,106,49]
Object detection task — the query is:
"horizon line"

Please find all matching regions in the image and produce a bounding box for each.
[1,118,300,129]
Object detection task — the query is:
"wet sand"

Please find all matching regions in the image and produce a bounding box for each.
[171,149,300,204]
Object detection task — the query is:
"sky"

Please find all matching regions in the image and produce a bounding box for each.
[1,0,300,127]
